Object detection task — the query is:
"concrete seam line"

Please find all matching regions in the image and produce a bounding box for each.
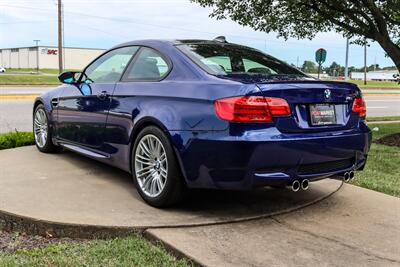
[143,180,344,230]
[269,217,400,264]
[143,230,204,267]
[0,181,342,238]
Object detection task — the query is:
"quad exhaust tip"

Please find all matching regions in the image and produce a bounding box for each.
[291,180,300,192]
[343,171,355,182]
[291,179,310,192]
[301,179,309,190]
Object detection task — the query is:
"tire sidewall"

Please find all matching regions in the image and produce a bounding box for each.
[131,126,184,207]
[33,104,56,152]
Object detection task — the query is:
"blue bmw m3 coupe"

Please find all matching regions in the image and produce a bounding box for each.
[33,37,371,207]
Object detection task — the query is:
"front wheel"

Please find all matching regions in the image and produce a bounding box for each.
[33,104,61,153]
[132,126,186,207]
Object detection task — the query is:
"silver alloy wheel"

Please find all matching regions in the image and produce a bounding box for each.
[33,108,48,148]
[135,134,168,197]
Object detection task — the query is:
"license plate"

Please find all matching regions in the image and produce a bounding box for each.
[309,104,336,126]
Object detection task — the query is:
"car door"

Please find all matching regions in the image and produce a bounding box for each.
[104,47,171,167]
[56,46,139,151]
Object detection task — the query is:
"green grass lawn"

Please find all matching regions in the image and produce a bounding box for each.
[0,75,59,85]
[350,123,400,197]
[338,79,400,89]
[0,236,190,267]
[366,116,400,122]
[6,68,78,75]
[0,131,34,150]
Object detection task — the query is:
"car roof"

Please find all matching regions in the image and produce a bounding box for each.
[113,38,247,49]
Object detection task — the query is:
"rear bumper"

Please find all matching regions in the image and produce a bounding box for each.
[170,122,372,190]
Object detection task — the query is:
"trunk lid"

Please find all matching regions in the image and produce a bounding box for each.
[255,81,362,133]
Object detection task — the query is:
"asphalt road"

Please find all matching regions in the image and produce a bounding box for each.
[0,94,399,133]
[364,95,400,117]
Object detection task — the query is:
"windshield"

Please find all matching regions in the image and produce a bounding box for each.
[176,43,306,77]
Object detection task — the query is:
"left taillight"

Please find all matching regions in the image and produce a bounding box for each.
[214,96,290,122]
[352,97,366,119]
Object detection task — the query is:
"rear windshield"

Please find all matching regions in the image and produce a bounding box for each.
[176,43,306,77]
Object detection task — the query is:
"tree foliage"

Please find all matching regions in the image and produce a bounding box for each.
[192,0,400,71]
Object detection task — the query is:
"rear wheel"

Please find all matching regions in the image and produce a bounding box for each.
[132,126,186,207]
[33,104,61,153]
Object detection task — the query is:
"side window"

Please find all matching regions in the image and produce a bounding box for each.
[124,47,169,81]
[84,46,138,83]
[243,58,277,75]
[201,56,232,73]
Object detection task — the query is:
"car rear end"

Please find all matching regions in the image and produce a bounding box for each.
[180,81,371,190]
[174,40,371,190]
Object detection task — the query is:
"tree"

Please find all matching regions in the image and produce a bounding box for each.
[325,61,345,76]
[192,0,400,71]
[301,60,318,73]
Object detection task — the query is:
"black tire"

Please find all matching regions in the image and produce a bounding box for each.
[33,104,61,153]
[131,126,186,207]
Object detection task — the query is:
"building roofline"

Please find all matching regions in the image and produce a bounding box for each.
[0,45,106,51]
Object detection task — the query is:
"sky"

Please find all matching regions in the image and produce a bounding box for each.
[0,0,396,69]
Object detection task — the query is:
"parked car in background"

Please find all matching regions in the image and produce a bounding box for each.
[0,67,6,73]
[32,37,371,207]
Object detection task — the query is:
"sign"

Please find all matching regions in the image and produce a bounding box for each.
[41,48,58,55]
[315,48,327,64]
[315,48,327,79]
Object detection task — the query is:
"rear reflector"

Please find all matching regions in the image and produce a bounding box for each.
[352,97,366,119]
[214,96,290,122]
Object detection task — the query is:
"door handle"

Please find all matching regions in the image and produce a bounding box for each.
[97,91,110,100]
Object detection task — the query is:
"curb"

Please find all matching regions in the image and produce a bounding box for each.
[143,231,203,267]
[0,95,37,100]
[142,181,344,267]
[0,181,343,239]
[363,93,400,96]
[367,120,400,124]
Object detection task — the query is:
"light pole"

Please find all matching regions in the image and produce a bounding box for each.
[344,38,349,80]
[58,0,63,74]
[364,39,369,86]
[33,39,40,73]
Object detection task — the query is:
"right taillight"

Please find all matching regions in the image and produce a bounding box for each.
[352,97,366,119]
[214,96,291,122]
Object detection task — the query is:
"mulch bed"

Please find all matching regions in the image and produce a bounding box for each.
[0,230,81,253]
[374,133,400,148]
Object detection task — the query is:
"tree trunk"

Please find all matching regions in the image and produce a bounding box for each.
[376,36,400,73]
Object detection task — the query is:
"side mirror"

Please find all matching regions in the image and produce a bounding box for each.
[58,71,81,84]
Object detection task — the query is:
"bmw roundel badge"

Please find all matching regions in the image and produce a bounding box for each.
[324,89,331,99]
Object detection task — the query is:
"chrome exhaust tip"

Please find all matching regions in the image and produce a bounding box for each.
[301,179,309,190]
[349,171,355,180]
[343,172,350,182]
[291,180,300,192]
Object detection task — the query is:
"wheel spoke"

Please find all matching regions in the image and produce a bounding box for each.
[137,168,154,179]
[34,108,48,148]
[139,142,152,157]
[135,134,168,198]
[155,177,163,190]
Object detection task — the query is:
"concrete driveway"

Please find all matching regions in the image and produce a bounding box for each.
[148,185,400,266]
[0,146,399,266]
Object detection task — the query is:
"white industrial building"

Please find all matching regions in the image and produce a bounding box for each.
[351,70,399,81]
[0,46,105,70]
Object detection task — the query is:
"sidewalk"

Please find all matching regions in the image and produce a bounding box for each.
[148,184,400,267]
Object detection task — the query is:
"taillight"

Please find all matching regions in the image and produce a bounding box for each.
[214,96,290,122]
[352,97,366,119]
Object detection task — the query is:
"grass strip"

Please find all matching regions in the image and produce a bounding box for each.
[0,236,191,267]
[0,131,34,150]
